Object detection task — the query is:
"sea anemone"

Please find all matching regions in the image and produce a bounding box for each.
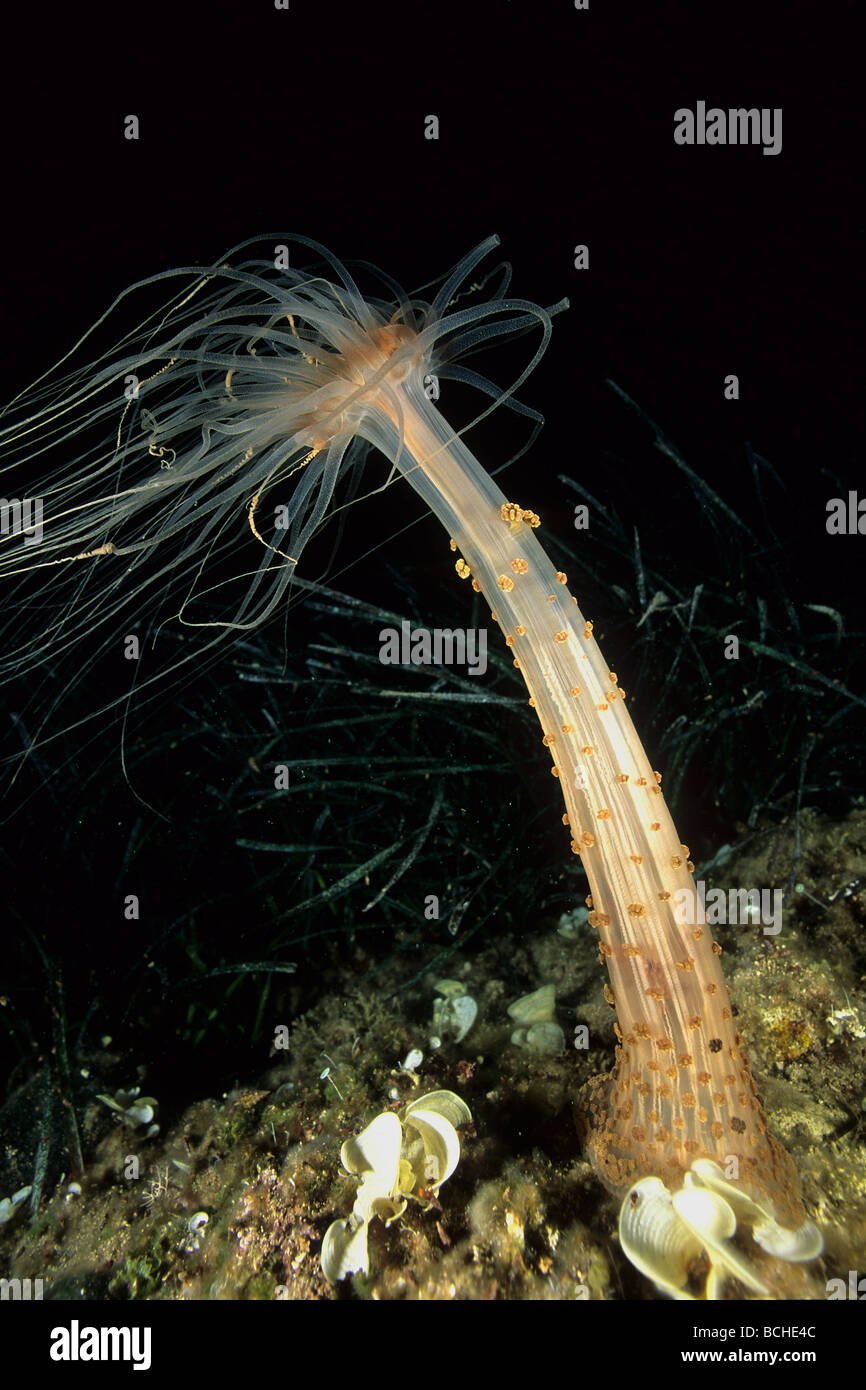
[0,233,563,790]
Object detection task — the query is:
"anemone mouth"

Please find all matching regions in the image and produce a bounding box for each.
[367,321,420,363]
[306,318,429,441]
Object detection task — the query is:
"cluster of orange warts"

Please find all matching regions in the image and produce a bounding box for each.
[448,505,695,900]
